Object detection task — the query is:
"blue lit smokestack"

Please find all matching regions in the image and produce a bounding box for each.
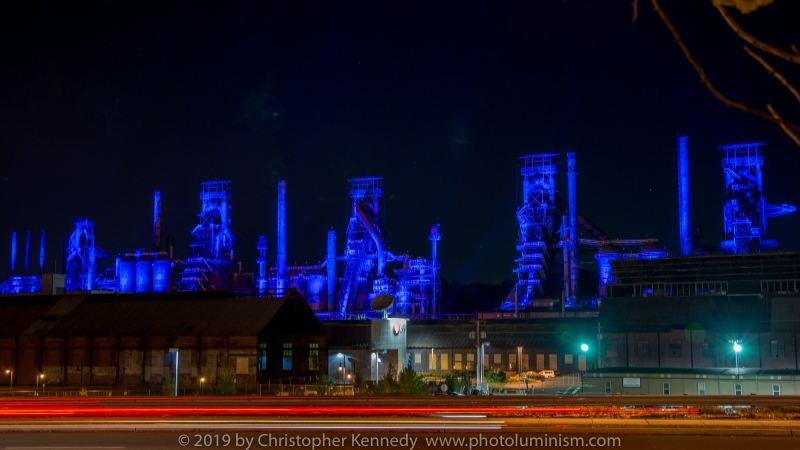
[277,179,287,295]
[153,190,162,252]
[327,229,336,311]
[429,224,441,315]
[24,231,31,276]
[678,136,693,256]
[39,230,45,275]
[10,232,17,276]
[567,152,579,301]
[256,235,267,297]
[87,235,96,291]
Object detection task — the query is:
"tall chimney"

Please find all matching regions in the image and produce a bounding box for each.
[10,232,17,276]
[327,229,336,311]
[429,224,441,315]
[677,136,693,256]
[24,231,31,275]
[153,190,162,252]
[256,235,268,297]
[39,230,46,275]
[277,179,287,295]
[567,152,580,301]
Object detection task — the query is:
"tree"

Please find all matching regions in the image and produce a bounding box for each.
[444,370,472,395]
[161,376,174,397]
[216,369,237,395]
[634,0,800,146]
[313,374,334,396]
[398,366,428,396]
[485,371,507,395]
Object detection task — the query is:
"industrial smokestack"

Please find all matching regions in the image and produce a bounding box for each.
[10,232,17,276]
[327,229,336,311]
[24,231,31,275]
[62,233,68,275]
[39,230,45,275]
[277,179,287,295]
[429,224,441,315]
[677,136,693,256]
[567,152,580,301]
[153,190,162,252]
[256,235,267,297]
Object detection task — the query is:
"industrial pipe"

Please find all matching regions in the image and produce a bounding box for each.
[327,229,336,311]
[153,190,162,252]
[677,136,693,256]
[567,152,579,300]
[277,179,287,295]
[355,197,385,275]
[561,215,571,301]
[10,232,16,276]
[39,230,45,275]
[24,231,31,276]
[555,195,608,240]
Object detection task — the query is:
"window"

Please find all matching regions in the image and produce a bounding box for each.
[441,353,449,371]
[773,384,780,396]
[308,343,319,371]
[282,343,292,371]
[564,354,573,364]
[697,382,706,395]
[663,382,670,395]
[605,381,611,394]
[734,383,742,396]
[258,343,267,371]
[668,341,682,358]
[522,354,529,371]
[636,341,649,358]
[493,354,502,365]
[509,354,517,370]
[606,339,618,358]
[701,342,715,358]
[771,340,785,358]
[429,353,437,370]
[467,353,475,362]
[414,353,422,364]
[454,353,462,371]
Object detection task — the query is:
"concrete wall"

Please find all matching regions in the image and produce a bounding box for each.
[583,372,800,396]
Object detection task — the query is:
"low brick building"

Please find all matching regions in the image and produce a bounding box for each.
[0,289,327,388]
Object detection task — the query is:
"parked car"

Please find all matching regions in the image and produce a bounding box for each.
[539,370,556,379]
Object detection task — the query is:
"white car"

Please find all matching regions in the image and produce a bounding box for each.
[539,370,556,379]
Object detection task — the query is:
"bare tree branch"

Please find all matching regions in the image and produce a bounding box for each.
[744,45,800,106]
[648,0,800,135]
[767,104,800,147]
[716,5,800,65]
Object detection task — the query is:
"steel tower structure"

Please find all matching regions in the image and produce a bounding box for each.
[512,154,558,309]
[338,177,389,315]
[64,218,108,291]
[719,143,796,254]
[179,181,238,291]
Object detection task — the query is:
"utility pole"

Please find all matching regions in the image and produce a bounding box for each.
[596,322,603,370]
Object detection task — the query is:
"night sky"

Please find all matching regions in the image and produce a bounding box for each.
[2,1,799,286]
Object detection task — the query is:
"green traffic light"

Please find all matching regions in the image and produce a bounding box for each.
[580,344,589,352]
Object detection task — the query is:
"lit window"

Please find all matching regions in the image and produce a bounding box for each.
[258,343,267,371]
[772,384,780,396]
[698,382,706,395]
[282,343,292,371]
[734,383,742,396]
[308,343,319,371]
[663,382,670,395]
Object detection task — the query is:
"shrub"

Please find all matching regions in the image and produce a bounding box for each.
[313,374,334,396]
[161,376,175,396]
[216,369,237,395]
[398,366,428,396]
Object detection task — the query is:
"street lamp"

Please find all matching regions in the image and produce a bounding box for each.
[337,353,344,384]
[734,341,742,375]
[36,374,44,395]
[580,343,589,352]
[5,370,12,389]
[200,377,205,396]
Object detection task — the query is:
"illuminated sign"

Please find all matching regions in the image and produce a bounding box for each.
[622,377,641,388]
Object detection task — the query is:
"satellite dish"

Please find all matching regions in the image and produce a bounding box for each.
[371,294,395,311]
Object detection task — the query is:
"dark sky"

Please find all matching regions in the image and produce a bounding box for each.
[1,1,799,285]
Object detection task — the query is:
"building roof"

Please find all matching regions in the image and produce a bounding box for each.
[1,289,321,339]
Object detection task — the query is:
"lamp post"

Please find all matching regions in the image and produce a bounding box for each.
[5,370,12,389]
[733,341,742,375]
[337,353,344,384]
[200,377,205,396]
[36,374,44,395]
[580,344,589,393]
[169,348,179,397]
